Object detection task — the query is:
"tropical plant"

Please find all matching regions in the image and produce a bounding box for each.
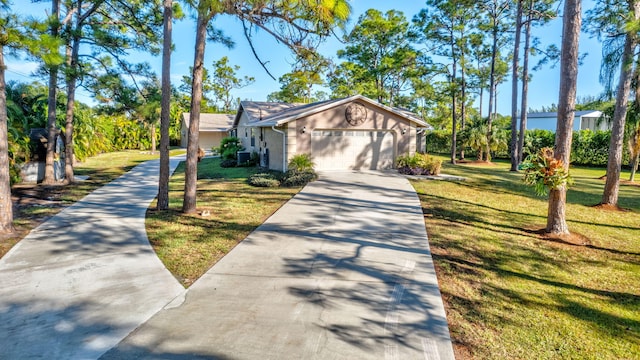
[281,153,317,187]
[287,153,315,172]
[521,147,573,196]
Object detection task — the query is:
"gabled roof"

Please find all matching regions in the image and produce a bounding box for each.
[527,110,602,119]
[234,95,432,129]
[183,113,235,132]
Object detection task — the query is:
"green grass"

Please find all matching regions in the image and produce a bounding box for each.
[146,157,301,287]
[412,158,640,359]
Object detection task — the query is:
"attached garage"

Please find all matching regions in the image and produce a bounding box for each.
[311,130,395,170]
[232,95,433,172]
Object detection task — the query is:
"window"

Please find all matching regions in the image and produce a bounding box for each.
[251,128,255,147]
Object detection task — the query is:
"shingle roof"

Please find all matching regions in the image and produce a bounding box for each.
[236,95,433,129]
[183,113,235,131]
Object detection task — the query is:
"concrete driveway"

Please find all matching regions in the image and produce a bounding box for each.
[102,171,455,360]
[0,158,185,359]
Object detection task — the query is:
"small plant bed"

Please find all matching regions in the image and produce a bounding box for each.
[146,157,301,287]
[410,158,640,359]
[396,153,442,175]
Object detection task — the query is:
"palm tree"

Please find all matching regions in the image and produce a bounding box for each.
[464,124,488,160]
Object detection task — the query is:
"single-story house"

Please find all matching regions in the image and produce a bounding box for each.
[181,113,235,150]
[232,95,433,171]
[527,110,610,132]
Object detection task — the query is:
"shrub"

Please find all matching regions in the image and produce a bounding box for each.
[288,153,314,172]
[220,159,237,168]
[281,169,317,187]
[396,153,442,175]
[248,173,280,187]
[280,154,317,187]
[218,136,243,160]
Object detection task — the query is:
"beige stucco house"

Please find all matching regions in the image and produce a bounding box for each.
[181,113,235,150]
[232,95,432,171]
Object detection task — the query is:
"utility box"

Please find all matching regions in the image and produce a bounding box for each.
[237,151,250,165]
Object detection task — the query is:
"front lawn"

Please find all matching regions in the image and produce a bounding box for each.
[146,157,301,287]
[412,159,640,359]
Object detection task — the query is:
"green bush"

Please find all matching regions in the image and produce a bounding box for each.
[288,153,315,172]
[425,130,451,154]
[396,153,442,175]
[248,173,280,187]
[281,169,317,187]
[220,159,237,168]
[218,136,243,160]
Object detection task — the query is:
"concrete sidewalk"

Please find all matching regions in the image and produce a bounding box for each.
[102,171,455,359]
[0,157,185,359]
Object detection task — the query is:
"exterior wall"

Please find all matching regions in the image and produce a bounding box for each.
[263,127,286,171]
[527,117,561,132]
[181,119,228,150]
[293,101,415,159]
[528,114,608,132]
[199,132,227,151]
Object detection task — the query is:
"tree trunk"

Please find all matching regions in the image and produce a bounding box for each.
[182,11,210,214]
[546,0,581,235]
[486,26,499,161]
[43,0,60,185]
[450,53,457,165]
[518,1,532,163]
[157,0,172,210]
[602,29,637,205]
[0,46,15,233]
[510,0,523,171]
[460,47,466,160]
[630,154,639,181]
[64,20,81,184]
[151,123,157,154]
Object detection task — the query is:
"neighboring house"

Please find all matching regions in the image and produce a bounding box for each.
[181,113,235,150]
[527,110,609,132]
[232,95,433,171]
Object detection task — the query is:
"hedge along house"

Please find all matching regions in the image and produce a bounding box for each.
[181,113,235,150]
[232,95,433,171]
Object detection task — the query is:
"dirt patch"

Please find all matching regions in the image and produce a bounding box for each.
[525,227,592,247]
[592,203,629,212]
[458,160,496,166]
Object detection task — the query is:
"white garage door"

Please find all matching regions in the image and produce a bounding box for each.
[311,130,395,170]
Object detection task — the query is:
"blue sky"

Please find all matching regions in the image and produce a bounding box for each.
[7,0,604,115]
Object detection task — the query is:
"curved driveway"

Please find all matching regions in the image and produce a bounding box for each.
[0,161,454,359]
[0,158,185,359]
[103,170,455,360]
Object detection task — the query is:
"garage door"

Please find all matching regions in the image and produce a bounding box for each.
[311,130,395,170]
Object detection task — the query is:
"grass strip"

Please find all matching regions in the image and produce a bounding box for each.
[413,158,640,359]
[146,157,300,287]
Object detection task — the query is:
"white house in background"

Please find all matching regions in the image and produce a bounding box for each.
[526,110,610,132]
[181,113,235,150]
